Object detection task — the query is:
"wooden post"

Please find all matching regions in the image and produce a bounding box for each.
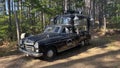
[103,15,107,34]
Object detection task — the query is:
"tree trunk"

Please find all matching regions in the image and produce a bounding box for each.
[14,11,20,44]
[92,0,95,28]
[41,12,45,31]
[19,0,22,34]
[84,0,91,15]
[64,0,68,12]
[103,0,107,34]
[11,0,14,14]
[3,0,6,15]
[8,0,13,40]
[98,0,103,29]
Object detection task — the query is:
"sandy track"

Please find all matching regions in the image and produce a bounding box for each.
[0,35,120,68]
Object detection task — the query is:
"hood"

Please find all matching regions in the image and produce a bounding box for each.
[25,32,60,42]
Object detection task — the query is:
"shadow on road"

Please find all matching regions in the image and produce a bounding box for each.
[43,49,120,68]
[44,34,120,62]
[4,34,120,68]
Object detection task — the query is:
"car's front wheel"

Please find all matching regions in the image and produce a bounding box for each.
[43,47,57,60]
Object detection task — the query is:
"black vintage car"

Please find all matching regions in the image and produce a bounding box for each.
[19,12,91,59]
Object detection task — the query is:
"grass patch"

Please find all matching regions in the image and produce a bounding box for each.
[0,41,20,57]
[107,23,120,29]
[91,34,120,48]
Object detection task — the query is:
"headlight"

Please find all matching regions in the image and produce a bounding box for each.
[20,33,26,39]
[35,49,39,52]
[34,42,39,48]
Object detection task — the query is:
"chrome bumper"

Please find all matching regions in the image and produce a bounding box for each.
[19,48,43,57]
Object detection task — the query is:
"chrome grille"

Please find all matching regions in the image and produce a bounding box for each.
[25,45,34,52]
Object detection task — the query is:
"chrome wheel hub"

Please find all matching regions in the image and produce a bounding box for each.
[47,50,54,58]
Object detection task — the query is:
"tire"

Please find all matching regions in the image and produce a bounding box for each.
[43,47,57,60]
[80,39,90,46]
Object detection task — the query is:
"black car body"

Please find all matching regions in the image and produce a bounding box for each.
[19,13,91,59]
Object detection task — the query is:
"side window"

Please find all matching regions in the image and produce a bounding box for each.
[54,27,60,32]
[62,28,66,33]
[62,27,76,34]
[65,27,70,33]
[62,27,71,33]
[78,19,87,31]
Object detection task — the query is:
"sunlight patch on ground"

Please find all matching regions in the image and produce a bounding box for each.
[0,55,23,68]
[23,60,40,68]
[21,39,120,68]
[105,41,120,51]
[22,46,120,68]
[0,35,120,68]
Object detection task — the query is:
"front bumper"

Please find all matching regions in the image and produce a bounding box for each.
[19,48,43,57]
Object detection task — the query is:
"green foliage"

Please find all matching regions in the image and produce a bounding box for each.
[106,0,120,24]
[17,0,64,35]
[0,16,9,39]
[20,0,84,35]
[1,0,120,41]
[75,0,84,8]
[111,16,120,23]
[27,0,62,15]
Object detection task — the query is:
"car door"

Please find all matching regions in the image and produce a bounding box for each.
[56,27,79,52]
[63,27,79,49]
[66,33,79,48]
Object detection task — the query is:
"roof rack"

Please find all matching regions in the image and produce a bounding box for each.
[64,10,82,14]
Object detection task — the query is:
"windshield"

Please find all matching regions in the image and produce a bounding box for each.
[44,26,61,33]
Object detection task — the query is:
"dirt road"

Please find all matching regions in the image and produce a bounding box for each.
[0,35,120,68]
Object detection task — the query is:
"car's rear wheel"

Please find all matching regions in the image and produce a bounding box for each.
[81,39,90,46]
[43,47,57,60]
